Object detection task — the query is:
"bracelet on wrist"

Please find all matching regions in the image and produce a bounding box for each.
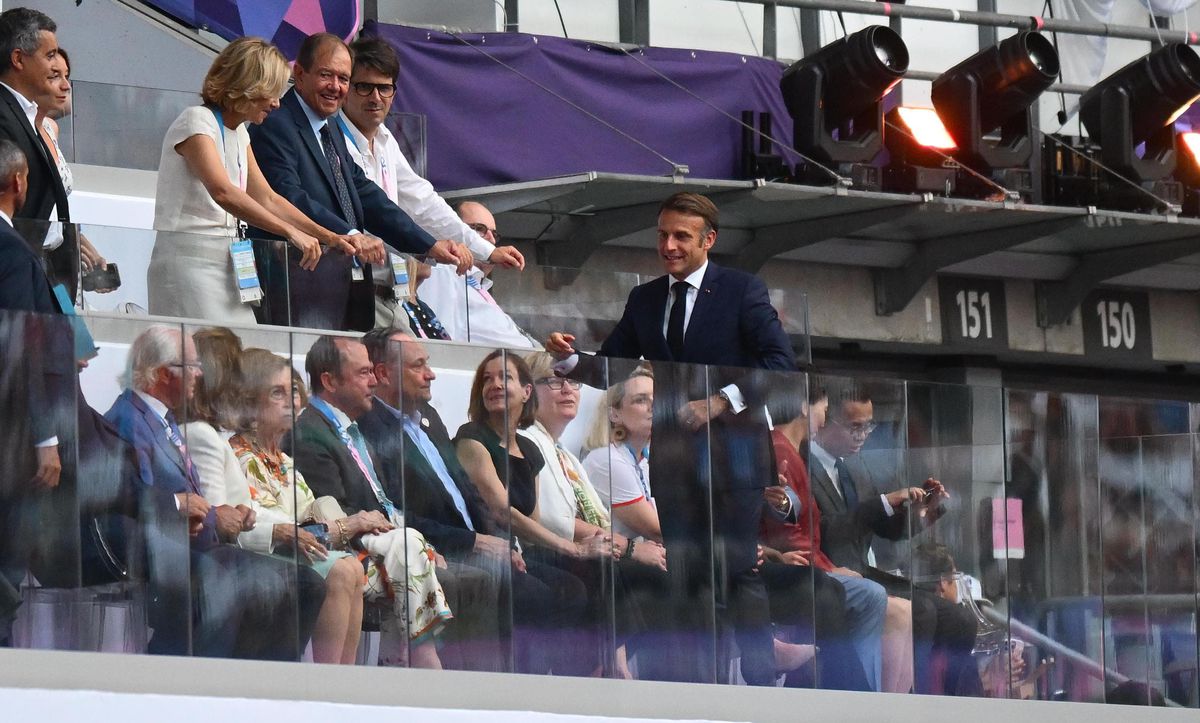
[624,538,636,559]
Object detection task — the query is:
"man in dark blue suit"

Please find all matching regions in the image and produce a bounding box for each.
[0,8,76,299]
[547,192,798,685]
[0,136,65,643]
[249,33,470,332]
[105,326,325,659]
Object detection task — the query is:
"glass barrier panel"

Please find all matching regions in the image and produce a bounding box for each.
[809,374,915,695]
[487,262,644,353]
[905,381,1006,699]
[1096,397,1195,707]
[2,309,79,650]
[392,337,514,673]
[1004,390,1104,703]
[756,369,824,690]
[61,80,197,171]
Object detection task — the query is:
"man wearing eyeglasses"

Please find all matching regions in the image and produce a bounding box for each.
[416,200,543,349]
[810,382,980,695]
[338,37,525,329]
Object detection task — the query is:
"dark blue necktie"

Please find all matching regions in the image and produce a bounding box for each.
[320,123,357,226]
[836,457,859,510]
[667,280,688,359]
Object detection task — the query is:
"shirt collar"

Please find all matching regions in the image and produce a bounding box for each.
[809,440,838,478]
[0,82,37,129]
[672,260,709,291]
[0,209,11,227]
[372,394,408,422]
[339,112,390,154]
[309,394,355,432]
[296,93,330,138]
[133,389,170,425]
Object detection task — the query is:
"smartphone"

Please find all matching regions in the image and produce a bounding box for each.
[81,262,121,292]
[299,522,330,548]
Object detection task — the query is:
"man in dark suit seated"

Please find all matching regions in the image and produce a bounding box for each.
[0,8,76,299]
[546,192,798,685]
[808,381,980,695]
[248,32,471,332]
[105,325,325,659]
[356,329,588,675]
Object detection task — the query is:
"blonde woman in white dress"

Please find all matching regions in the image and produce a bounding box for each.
[148,36,357,324]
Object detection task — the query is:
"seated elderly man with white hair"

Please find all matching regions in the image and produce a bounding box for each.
[103,324,326,660]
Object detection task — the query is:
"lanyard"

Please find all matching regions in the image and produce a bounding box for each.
[210,107,247,238]
[623,443,651,500]
[337,114,393,199]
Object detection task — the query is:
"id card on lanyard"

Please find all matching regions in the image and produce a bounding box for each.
[338,116,379,284]
[213,107,262,303]
[390,253,408,299]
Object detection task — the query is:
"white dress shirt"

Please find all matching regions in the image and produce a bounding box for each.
[1,81,64,249]
[337,113,496,260]
[420,264,540,348]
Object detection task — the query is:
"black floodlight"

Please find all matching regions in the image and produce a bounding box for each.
[932,31,1059,173]
[781,25,909,167]
[1079,43,1200,182]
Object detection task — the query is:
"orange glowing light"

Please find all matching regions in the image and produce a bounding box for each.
[1180,131,1200,162]
[896,106,957,150]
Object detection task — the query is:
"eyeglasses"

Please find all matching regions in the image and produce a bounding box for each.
[832,419,877,438]
[169,362,202,372]
[536,377,582,391]
[351,81,396,98]
[467,222,501,243]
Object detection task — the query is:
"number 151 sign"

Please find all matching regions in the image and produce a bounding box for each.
[938,276,1009,351]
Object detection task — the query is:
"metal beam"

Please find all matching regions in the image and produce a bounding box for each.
[733,0,1200,45]
[731,202,921,273]
[618,0,650,46]
[504,0,519,32]
[976,0,998,49]
[799,7,821,57]
[1036,236,1200,327]
[873,215,1082,315]
[762,4,777,59]
[535,201,662,271]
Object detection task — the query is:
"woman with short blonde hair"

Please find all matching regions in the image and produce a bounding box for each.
[148,36,359,324]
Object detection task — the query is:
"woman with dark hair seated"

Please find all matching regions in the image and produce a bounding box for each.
[455,349,590,675]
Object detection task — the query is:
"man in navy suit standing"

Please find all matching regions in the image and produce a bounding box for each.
[249,32,471,332]
[0,8,75,299]
[0,136,64,644]
[547,192,798,685]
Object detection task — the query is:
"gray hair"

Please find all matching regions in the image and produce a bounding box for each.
[123,325,183,392]
[0,138,25,186]
[0,8,55,75]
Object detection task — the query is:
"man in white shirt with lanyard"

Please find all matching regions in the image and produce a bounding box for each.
[338,36,525,329]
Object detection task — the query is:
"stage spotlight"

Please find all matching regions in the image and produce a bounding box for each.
[884,106,958,194]
[1173,130,1200,214]
[1079,43,1200,182]
[931,31,1058,196]
[780,25,909,187]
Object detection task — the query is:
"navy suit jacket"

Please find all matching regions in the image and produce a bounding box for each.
[358,400,495,557]
[0,219,70,484]
[0,86,77,299]
[598,262,795,373]
[104,389,218,551]
[0,86,68,224]
[249,89,436,331]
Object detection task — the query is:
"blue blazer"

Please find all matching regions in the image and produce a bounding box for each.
[249,90,436,331]
[104,389,218,551]
[600,262,795,372]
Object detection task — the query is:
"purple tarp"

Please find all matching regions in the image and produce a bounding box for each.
[368,21,801,191]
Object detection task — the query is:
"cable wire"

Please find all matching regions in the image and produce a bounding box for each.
[736,4,762,55]
[444,30,685,174]
[615,45,850,185]
[552,0,569,38]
